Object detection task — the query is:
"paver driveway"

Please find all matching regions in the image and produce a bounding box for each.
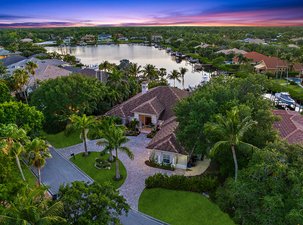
[59,134,184,209]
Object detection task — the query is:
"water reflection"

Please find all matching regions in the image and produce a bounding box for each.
[46,44,207,88]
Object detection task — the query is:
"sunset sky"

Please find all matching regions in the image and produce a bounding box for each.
[1,0,303,28]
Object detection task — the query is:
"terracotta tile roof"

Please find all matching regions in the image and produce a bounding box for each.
[293,63,303,72]
[131,97,164,116]
[262,56,288,69]
[146,117,187,155]
[273,110,303,144]
[106,86,189,121]
[233,51,267,64]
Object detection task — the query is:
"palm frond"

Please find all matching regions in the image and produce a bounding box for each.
[118,146,134,160]
[209,141,229,157]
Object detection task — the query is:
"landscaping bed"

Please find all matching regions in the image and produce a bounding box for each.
[70,152,126,189]
[145,160,175,171]
[139,188,235,225]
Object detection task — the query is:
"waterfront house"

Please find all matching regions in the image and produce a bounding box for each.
[81,35,96,44]
[106,84,190,169]
[254,56,288,74]
[233,51,267,65]
[0,48,12,59]
[98,34,112,42]
[151,35,163,43]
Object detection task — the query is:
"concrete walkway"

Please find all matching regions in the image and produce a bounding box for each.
[59,134,184,209]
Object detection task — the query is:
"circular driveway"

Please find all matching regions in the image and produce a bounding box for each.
[59,134,184,210]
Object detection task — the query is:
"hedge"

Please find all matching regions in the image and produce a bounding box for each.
[145,173,218,194]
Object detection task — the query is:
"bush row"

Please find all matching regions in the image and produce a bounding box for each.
[145,173,218,193]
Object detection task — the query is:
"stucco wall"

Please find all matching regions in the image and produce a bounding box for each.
[148,149,188,169]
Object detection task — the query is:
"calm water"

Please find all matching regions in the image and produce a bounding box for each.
[46,44,207,88]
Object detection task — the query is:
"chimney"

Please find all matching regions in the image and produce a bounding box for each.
[141,82,148,94]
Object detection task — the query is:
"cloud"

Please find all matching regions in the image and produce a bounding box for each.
[0,14,33,20]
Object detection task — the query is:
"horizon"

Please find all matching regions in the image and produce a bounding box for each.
[1,0,303,28]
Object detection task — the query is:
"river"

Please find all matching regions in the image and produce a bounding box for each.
[46,44,208,88]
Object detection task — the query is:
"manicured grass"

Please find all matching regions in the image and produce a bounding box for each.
[70,152,126,189]
[272,79,303,101]
[44,130,82,148]
[139,188,235,225]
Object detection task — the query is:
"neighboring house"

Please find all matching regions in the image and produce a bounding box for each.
[64,66,108,82]
[288,44,300,49]
[242,38,265,44]
[233,51,267,64]
[293,63,303,76]
[106,84,189,169]
[27,64,71,88]
[151,35,163,43]
[273,110,303,145]
[146,117,188,169]
[98,34,112,42]
[0,55,26,66]
[216,48,247,55]
[118,37,129,41]
[20,38,33,43]
[194,43,210,49]
[254,56,288,74]
[81,35,96,44]
[35,41,57,46]
[0,48,11,59]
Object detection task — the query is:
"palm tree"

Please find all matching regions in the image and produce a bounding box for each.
[25,61,38,88]
[68,114,96,156]
[167,70,181,87]
[158,68,167,79]
[99,125,133,179]
[179,67,188,89]
[27,138,51,185]
[205,107,257,181]
[129,63,142,79]
[143,64,158,81]
[96,119,115,162]
[12,69,29,104]
[0,187,65,224]
[0,124,28,181]
[99,60,112,72]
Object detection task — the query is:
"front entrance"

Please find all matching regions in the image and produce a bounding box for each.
[139,114,152,127]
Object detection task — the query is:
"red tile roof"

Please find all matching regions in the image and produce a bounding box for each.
[273,110,303,144]
[293,63,303,72]
[233,51,267,64]
[262,56,288,69]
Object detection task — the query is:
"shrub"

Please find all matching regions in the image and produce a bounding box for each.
[145,160,175,171]
[95,158,111,169]
[145,173,218,194]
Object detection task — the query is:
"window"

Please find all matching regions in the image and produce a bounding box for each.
[163,154,170,164]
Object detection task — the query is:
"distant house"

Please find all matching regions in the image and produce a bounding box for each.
[288,44,300,49]
[254,56,288,74]
[194,43,210,49]
[20,38,33,43]
[216,48,247,55]
[35,41,57,46]
[64,66,108,83]
[106,84,190,169]
[242,38,265,44]
[151,35,163,43]
[0,48,12,59]
[98,34,112,42]
[118,37,129,41]
[81,35,96,44]
[293,63,303,76]
[273,110,303,145]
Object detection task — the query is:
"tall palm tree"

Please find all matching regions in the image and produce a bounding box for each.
[205,107,257,181]
[96,119,115,162]
[179,67,188,89]
[129,63,142,79]
[167,70,181,87]
[27,138,51,185]
[99,60,112,72]
[12,69,29,104]
[99,125,133,179]
[68,114,96,156]
[143,64,158,81]
[25,61,38,88]
[0,124,28,181]
[0,187,65,224]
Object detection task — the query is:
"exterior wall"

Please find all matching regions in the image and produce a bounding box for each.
[148,149,188,169]
[0,55,7,59]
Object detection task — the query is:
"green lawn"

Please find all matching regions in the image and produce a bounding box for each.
[139,188,235,225]
[44,130,82,148]
[70,152,126,189]
[272,79,303,101]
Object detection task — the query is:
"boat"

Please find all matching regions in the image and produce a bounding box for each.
[189,58,199,64]
[275,92,296,107]
[166,48,172,53]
